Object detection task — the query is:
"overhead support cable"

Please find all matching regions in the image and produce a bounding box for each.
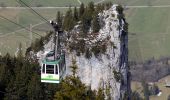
[0,15,42,37]
[0,24,31,40]
[15,0,53,27]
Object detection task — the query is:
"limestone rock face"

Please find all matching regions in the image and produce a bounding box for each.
[39,5,130,100]
[65,5,130,100]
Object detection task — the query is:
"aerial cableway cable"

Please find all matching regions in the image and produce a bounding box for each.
[0,24,31,40]
[15,0,53,27]
[13,0,67,84]
[0,15,42,37]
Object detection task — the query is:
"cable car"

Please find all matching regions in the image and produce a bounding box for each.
[41,20,66,83]
[41,51,66,83]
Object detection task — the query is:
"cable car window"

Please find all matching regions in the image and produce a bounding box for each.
[59,63,61,73]
[42,64,45,73]
[56,65,58,74]
[46,65,54,74]
[46,53,54,57]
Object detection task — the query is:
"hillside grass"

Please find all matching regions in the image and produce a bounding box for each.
[0,0,105,7]
[80,0,102,4]
[126,7,170,61]
[0,8,69,55]
[0,0,79,7]
[105,0,170,6]
[0,0,104,56]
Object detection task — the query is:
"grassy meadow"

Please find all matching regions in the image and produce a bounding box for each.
[0,0,104,7]
[105,0,170,6]
[126,7,170,61]
[0,0,103,56]
[0,8,68,55]
[0,0,79,7]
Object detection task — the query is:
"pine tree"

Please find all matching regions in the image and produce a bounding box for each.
[96,4,104,13]
[81,2,95,34]
[39,37,44,51]
[17,43,23,60]
[56,11,62,28]
[85,48,92,59]
[5,61,27,99]
[0,55,15,99]
[4,59,35,100]
[54,76,87,100]
[63,7,74,31]
[142,80,150,100]
[81,7,92,34]
[73,7,79,21]
[14,61,30,99]
[96,88,105,100]
[88,2,95,13]
[92,11,100,33]
[86,88,96,100]
[27,73,44,100]
[116,4,124,14]
[0,64,6,85]
[0,54,14,85]
[45,84,58,100]
[79,3,85,18]
[70,58,78,77]
[4,76,16,100]
[105,2,113,10]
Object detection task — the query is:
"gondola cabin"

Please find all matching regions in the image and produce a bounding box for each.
[41,51,66,83]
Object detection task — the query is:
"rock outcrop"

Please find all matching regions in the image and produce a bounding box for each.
[39,4,130,100]
[66,5,130,100]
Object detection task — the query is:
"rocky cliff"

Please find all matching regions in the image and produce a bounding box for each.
[38,4,130,100]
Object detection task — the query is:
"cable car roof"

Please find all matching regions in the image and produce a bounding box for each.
[42,54,64,65]
[42,59,61,65]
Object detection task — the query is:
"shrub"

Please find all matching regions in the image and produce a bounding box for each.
[91,43,107,57]
[131,91,142,100]
[85,48,92,59]
[116,5,123,14]
[68,39,85,56]
[91,45,101,57]
[142,80,150,100]
[113,69,122,82]
[149,84,159,95]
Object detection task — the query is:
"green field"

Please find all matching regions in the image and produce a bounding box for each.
[103,0,170,61]
[0,0,80,7]
[0,0,104,56]
[0,8,69,33]
[105,0,170,6]
[0,0,104,7]
[105,0,170,61]
[1,0,170,7]
[0,8,69,55]
[126,7,170,61]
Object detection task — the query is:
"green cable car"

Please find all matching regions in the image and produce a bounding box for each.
[41,51,66,83]
[41,20,66,83]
